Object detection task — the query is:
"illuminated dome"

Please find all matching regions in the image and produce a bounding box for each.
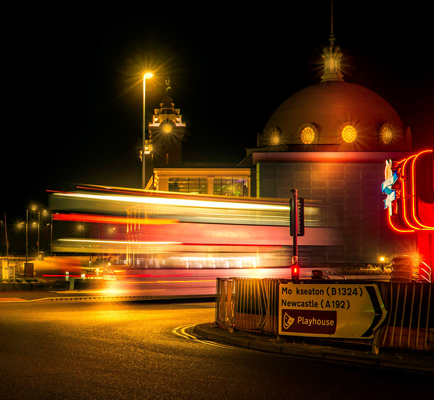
[261,81,410,152]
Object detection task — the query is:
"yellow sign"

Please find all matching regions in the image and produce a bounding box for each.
[278,283,387,339]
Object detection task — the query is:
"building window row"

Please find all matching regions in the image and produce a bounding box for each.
[213,178,249,197]
[166,177,249,197]
[270,122,396,145]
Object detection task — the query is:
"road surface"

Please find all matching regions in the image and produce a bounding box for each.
[0,300,429,399]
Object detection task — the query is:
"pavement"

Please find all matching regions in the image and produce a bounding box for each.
[1,289,433,374]
[194,323,434,374]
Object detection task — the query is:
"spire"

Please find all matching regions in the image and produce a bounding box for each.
[165,77,172,94]
[161,76,174,108]
[321,0,344,82]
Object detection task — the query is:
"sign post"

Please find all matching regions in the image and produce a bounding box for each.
[290,189,304,281]
[278,283,387,339]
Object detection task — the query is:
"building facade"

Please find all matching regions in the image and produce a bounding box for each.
[143,33,431,267]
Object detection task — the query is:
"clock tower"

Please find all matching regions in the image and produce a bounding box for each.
[148,77,186,169]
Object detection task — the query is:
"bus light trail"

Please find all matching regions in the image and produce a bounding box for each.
[53,213,179,225]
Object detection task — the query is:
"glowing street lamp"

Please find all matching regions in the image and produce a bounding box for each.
[142,72,153,189]
[29,205,48,260]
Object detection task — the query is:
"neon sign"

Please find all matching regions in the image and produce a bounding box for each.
[382,159,398,215]
[383,150,433,232]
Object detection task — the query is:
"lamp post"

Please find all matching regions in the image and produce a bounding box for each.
[142,72,153,189]
[30,206,48,260]
[26,209,29,266]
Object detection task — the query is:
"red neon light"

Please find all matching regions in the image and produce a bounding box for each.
[401,154,420,230]
[387,149,433,232]
[52,213,178,225]
[388,212,414,233]
[410,150,434,230]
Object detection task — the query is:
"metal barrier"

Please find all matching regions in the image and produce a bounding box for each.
[378,283,433,351]
[419,261,432,283]
[233,278,281,335]
[215,278,234,330]
[391,255,432,283]
[215,278,433,352]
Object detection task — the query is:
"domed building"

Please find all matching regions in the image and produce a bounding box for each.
[260,81,411,152]
[238,33,416,265]
[151,34,420,266]
[257,32,411,153]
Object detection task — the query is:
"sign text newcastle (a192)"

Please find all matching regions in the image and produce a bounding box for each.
[278,283,386,339]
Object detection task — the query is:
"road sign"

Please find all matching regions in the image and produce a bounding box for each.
[278,283,387,339]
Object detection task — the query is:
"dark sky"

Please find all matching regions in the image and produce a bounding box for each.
[2,2,433,225]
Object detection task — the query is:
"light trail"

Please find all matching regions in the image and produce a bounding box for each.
[58,238,182,245]
[54,192,289,211]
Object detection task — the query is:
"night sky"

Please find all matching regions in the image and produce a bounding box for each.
[2,2,433,227]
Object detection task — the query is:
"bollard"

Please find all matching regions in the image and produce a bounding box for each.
[69,277,75,290]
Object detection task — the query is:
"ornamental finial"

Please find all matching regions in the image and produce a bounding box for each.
[165,77,171,93]
[321,0,344,82]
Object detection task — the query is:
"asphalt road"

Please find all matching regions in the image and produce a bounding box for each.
[0,300,430,399]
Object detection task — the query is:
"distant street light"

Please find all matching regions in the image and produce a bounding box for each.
[142,72,153,189]
[30,205,48,260]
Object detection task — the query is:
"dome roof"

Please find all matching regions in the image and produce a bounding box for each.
[261,81,410,151]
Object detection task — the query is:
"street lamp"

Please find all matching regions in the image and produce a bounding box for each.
[380,256,385,271]
[142,71,153,189]
[30,205,48,260]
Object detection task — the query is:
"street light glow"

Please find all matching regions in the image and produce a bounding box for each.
[144,72,153,80]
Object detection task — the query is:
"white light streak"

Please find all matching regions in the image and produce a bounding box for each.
[54,192,288,211]
[59,238,182,245]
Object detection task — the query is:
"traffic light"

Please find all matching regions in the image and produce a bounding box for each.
[292,264,300,281]
[290,198,305,236]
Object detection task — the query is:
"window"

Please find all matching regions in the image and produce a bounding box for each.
[168,178,207,194]
[301,126,315,144]
[342,125,357,143]
[381,124,393,144]
[213,178,248,197]
[271,130,280,145]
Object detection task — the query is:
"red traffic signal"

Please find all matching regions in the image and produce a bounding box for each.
[292,265,300,281]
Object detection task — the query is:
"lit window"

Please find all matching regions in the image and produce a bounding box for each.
[271,130,280,145]
[381,125,393,144]
[342,125,357,143]
[163,124,172,133]
[301,127,315,144]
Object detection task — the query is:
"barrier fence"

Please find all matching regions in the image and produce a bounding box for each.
[215,278,433,352]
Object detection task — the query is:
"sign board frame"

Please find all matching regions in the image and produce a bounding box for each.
[278,283,387,339]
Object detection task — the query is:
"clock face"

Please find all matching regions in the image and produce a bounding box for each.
[163,124,172,133]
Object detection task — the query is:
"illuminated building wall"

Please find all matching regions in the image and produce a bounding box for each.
[142,32,430,267]
[251,154,417,264]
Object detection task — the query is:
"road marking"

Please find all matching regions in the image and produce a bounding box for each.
[173,324,241,350]
[0,298,27,302]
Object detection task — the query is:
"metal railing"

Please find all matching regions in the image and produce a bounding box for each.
[216,278,433,352]
[377,282,433,351]
[419,261,432,283]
